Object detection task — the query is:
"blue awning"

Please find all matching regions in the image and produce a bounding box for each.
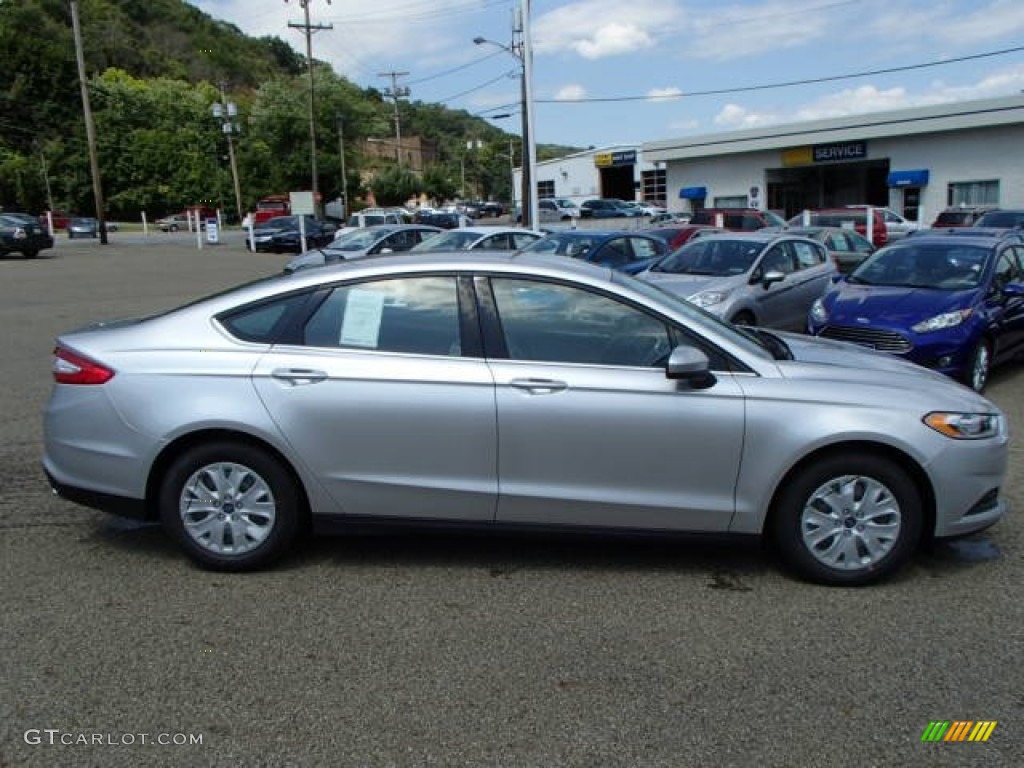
[887,169,929,187]
[679,186,707,200]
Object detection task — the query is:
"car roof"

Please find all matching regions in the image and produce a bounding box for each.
[886,232,1005,247]
[433,226,532,236]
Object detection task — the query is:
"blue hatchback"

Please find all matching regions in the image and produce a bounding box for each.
[807,232,1024,391]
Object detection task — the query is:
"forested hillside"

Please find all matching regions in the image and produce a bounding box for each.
[0,0,577,217]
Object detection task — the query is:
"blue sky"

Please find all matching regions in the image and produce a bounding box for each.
[191,0,1024,149]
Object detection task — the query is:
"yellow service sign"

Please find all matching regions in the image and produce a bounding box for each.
[594,152,613,168]
[782,147,813,166]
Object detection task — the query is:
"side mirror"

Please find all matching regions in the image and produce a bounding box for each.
[761,269,786,287]
[665,346,716,389]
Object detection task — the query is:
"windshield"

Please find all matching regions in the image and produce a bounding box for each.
[616,274,774,360]
[975,211,1024,228]
[848,242,988,289]
[327,228,390,251]
[520,234,599,258]
[258,216,295,229]
[412,231,479,251]
[652,239,761,276]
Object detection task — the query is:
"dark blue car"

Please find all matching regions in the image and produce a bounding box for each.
[807,232,1024,391]
[519,230,669,274]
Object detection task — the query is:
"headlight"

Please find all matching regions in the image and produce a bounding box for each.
[689,289,731,307]
[924,412,1002,439]
[912,309,972,333]
[810,298,828,324]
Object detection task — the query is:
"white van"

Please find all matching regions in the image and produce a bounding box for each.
[335,208,407,238]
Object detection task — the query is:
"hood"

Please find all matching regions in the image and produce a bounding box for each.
[639,270,740,297]
[772,331,995,412]
[283,250,328,273]
[824,282,978,326]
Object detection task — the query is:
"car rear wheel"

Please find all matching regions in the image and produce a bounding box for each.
[159,442,302,571]
[772,453,922,586]
[22,249,39,258]
[966,339,991,392]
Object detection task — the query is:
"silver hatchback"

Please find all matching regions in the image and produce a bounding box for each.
[43,252,1007,585]
[637,233,837,329]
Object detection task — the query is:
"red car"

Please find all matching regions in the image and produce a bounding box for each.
[644,224,727,250]
[39,210,72,232]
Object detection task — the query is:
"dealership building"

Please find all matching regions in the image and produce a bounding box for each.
[518,94,1024,225]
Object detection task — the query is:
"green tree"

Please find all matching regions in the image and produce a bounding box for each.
[420,165,457,205]
[370,166,419,207]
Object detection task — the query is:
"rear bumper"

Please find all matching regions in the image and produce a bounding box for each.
[44,466,150,520]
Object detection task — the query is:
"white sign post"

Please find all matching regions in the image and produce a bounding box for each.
[290,191,316,254]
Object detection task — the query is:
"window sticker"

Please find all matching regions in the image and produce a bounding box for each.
[340,288,385,348]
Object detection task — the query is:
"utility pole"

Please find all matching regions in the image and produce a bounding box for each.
[335,114,349,218]
[286,0,333,206]
[378,71,410,166]
[212,82,244,222]
[69,0,108,244]
[520,0,539,232]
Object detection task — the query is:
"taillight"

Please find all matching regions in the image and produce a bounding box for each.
[52,346,115,385]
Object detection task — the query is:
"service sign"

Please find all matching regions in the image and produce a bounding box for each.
[594,150,637,168]
[812,141,867,162]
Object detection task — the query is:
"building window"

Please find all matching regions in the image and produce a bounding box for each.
[947,180,999,207]
[641,169,666,206]
[713,195,748,209]
[537,180,555,199]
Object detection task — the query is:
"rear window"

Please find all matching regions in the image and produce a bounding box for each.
[933,211,975,227]
[975,211,1024,228]
[219,292,310,343]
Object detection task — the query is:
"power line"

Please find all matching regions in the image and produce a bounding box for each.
[406,49,506,86]
[537,45,1024,104]
[435,70,519,106]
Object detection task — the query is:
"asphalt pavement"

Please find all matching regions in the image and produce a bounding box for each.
[0,232,1021,767]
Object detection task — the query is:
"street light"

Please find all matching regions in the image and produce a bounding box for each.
[474,1,538,229]
[211,85,243,222]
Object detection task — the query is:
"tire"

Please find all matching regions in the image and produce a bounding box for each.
[159,441,302,571]
[22,249,39,259]
[772,453,922,586]
[731,310,756,326]
[965,339,991,392]
[169,224,179,233]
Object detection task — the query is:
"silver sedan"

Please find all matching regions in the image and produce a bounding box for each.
[637,232,837,329]
[43,252,1007,585]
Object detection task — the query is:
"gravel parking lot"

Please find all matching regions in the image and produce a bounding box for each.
[1,233,1021,767]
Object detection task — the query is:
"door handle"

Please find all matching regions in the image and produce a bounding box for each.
[509,378,568,395]
[271,368,328,385]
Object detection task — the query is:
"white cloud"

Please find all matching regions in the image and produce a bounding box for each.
[714,103,774,129]
[647,87,683,101]
[871,0,1024,48]
[554,84,588,101]
[687,2,827,61]
[712,64,1024,129]
[533,0,683,59]
[574,23,654,59]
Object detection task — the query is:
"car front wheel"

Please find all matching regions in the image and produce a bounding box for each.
[772,453,922,586]
[966,339,991,392]
[159,442,303,571]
